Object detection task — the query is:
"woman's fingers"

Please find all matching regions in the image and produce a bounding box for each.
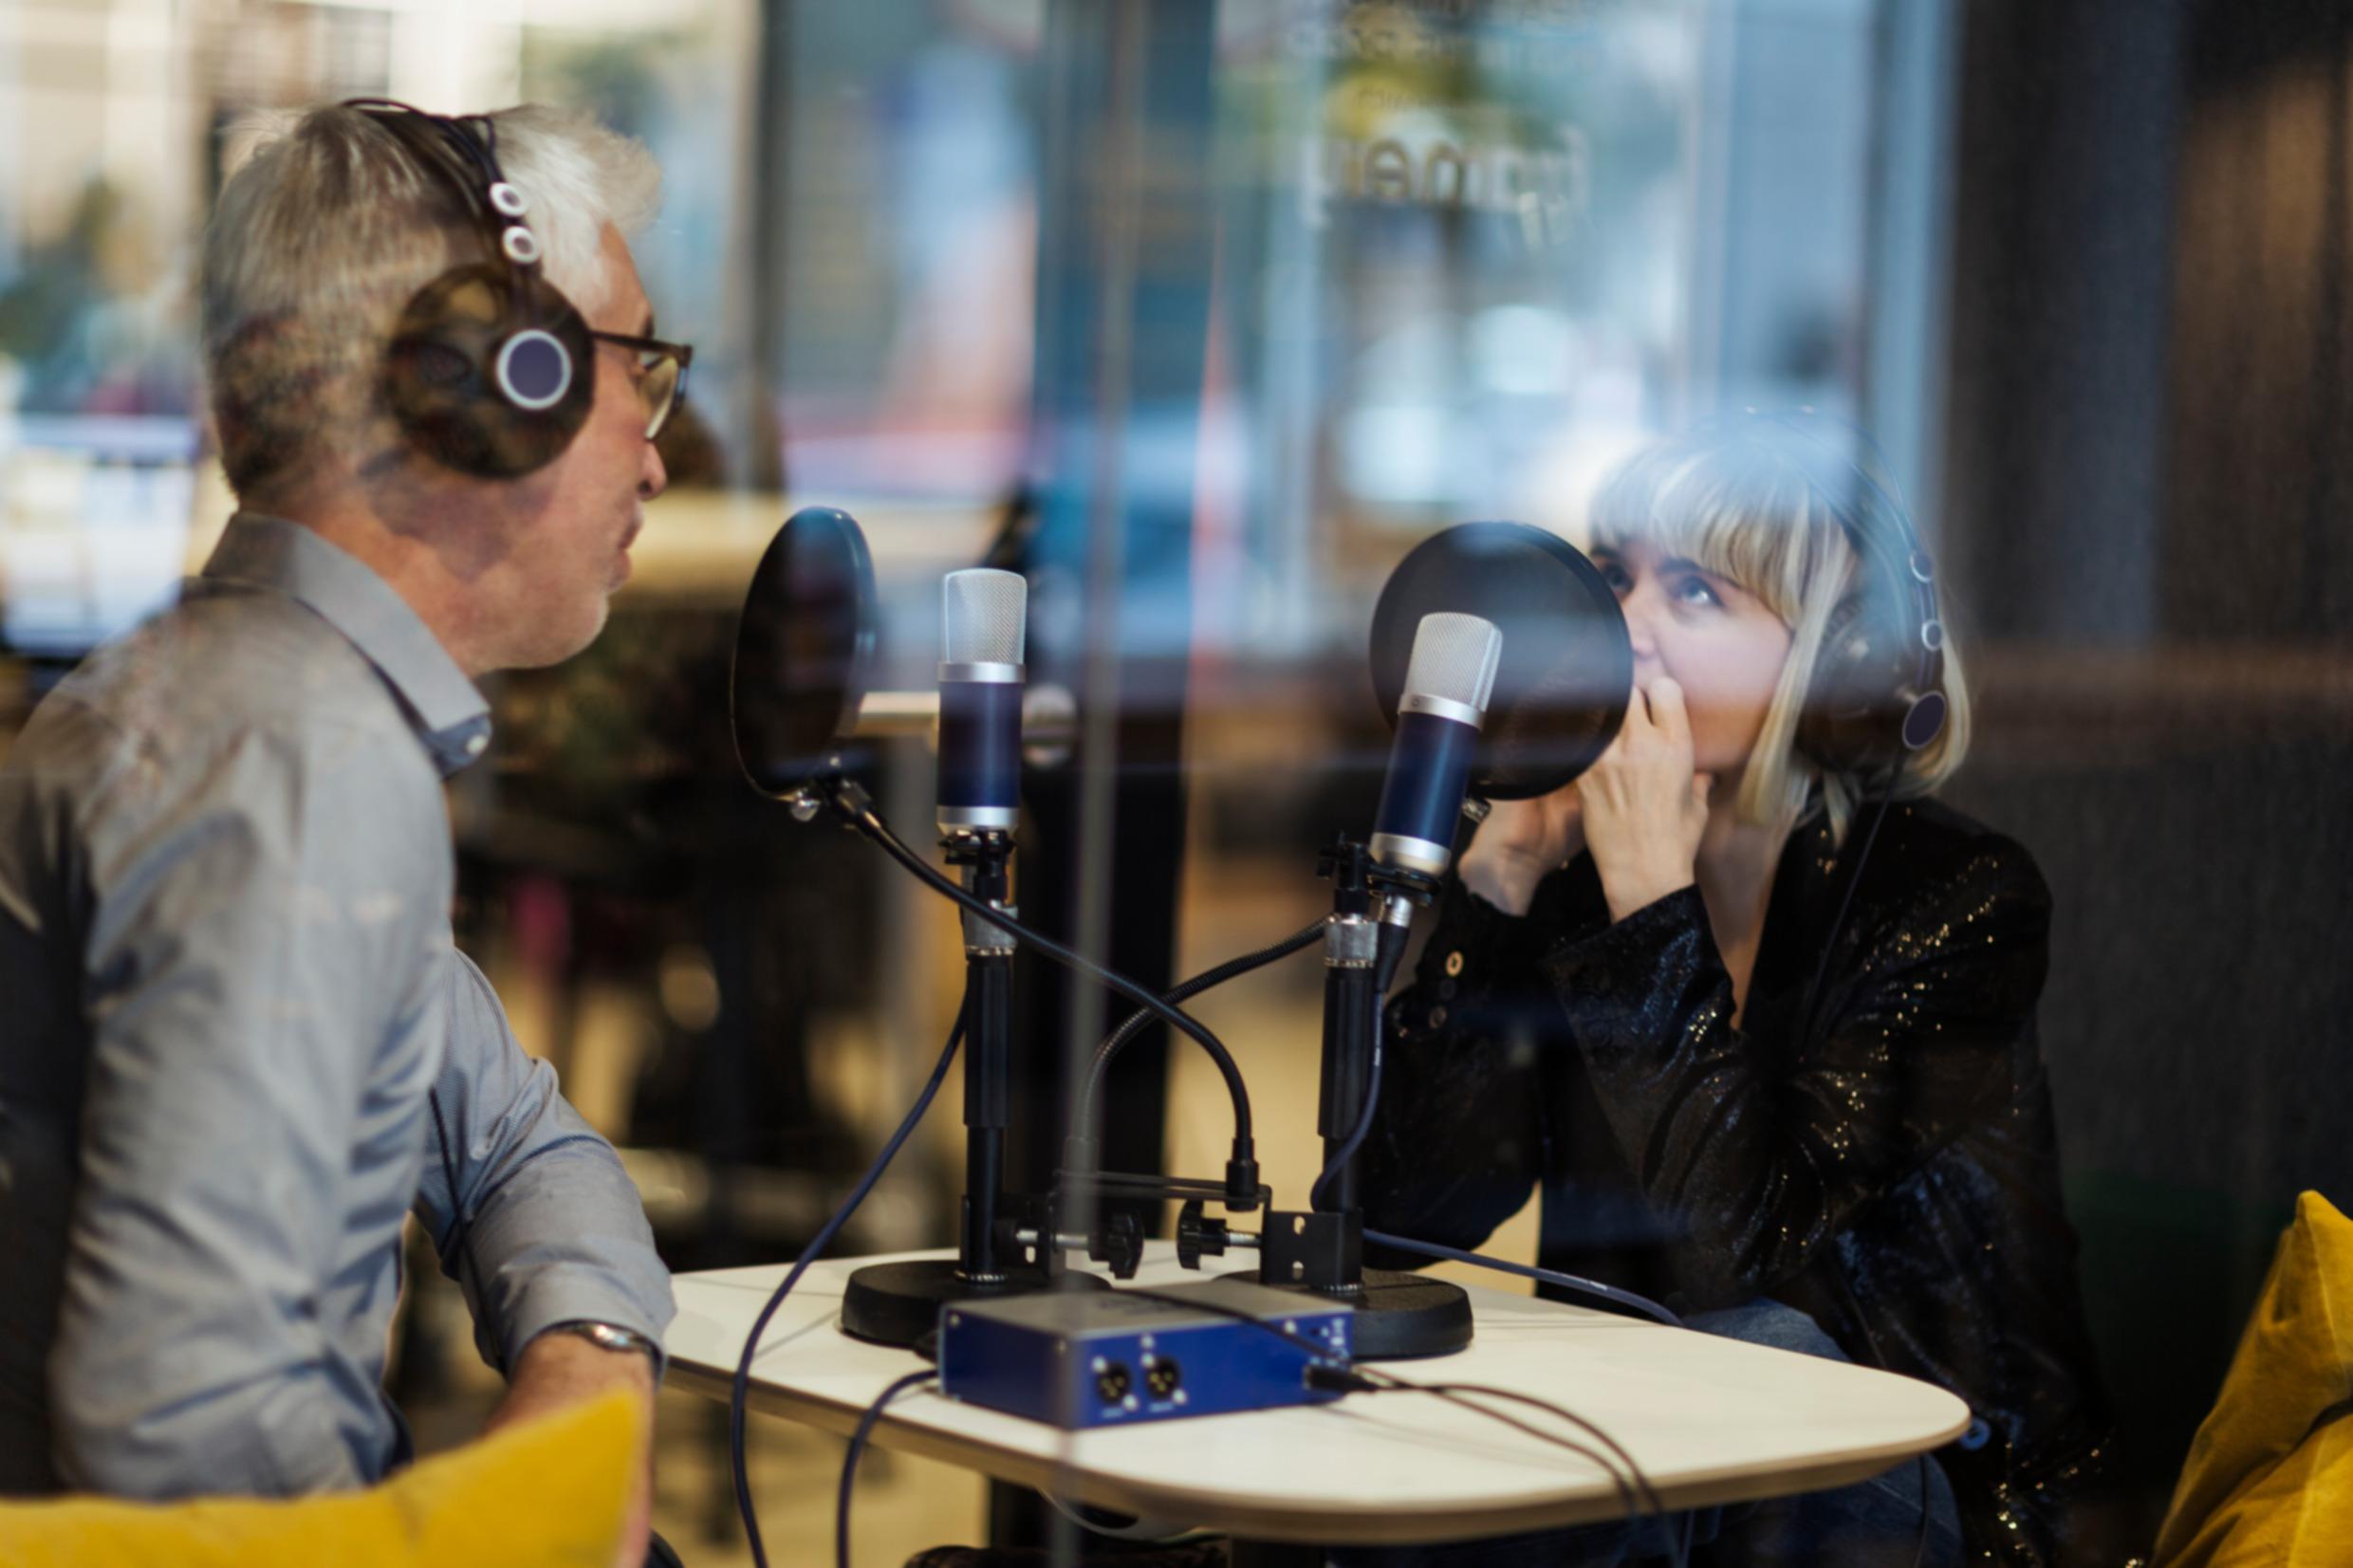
[1644,675,1690,748]
[1621,678,1651,733]
[1592,680,1646,770]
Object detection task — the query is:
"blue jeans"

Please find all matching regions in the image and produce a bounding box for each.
[1330,1299,1964,1568]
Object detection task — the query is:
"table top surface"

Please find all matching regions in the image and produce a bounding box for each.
[664,1245,1970,1545]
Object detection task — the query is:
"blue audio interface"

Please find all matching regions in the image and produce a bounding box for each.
[935,1278,1354,1429]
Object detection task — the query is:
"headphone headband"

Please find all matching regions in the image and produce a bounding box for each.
[345,102,528,270]
[1748,410,1942,674]
[1732,407,1949,772]
[342,98,592,478]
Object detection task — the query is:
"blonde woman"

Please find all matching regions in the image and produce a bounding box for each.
[1357,422,2126,1567]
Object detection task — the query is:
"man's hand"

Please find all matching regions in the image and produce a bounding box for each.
[487,1330,658,1568]
[1577,676,1712,924]
[1458,784,1585,916]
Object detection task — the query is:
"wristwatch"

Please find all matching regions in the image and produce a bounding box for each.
[544,1319,659,1365]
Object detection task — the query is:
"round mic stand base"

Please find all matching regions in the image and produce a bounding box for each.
[839,1258,1108,1350]
[1222,1266,1472,1360]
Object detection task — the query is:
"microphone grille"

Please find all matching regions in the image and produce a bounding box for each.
[1403,612,1503,714]
[943,569,1027,666]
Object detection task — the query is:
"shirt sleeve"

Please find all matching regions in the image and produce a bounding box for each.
[1537,837,2048,1308]
[411,948,675,1378]
[53,722,440,1497]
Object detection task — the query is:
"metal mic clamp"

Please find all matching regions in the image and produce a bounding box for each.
[944,831,1018,957]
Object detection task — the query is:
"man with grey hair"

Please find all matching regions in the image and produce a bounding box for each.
[0,100,685,1560]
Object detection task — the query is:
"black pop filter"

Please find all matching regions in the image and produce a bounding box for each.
[1370,522,1632,802]
[731,506,878,798]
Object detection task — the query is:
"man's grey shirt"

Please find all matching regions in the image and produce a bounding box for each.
[0,513,675,1497]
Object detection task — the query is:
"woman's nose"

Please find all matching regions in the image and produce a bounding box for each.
[1619,582,1660,659]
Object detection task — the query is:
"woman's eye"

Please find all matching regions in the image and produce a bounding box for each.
[1672,576,1722,608]
[1600,562,1631,594]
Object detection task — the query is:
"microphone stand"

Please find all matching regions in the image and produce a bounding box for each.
[838,824,1104,1346]
[1185,838,1473,1358]
[787,764,1259,1344]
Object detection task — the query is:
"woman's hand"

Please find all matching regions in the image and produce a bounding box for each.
[1578,676,1713,923]
[1458,784,1584,917]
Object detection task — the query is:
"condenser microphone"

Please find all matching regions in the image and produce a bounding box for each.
[938,568,1027,833]
[1369,612,1504,878]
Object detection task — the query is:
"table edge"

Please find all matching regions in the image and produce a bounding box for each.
[668,1356,1971,1546]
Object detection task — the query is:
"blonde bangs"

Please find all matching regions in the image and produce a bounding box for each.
[1586,443,1848,630]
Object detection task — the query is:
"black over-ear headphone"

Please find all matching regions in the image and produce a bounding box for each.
[344,100,595,479]
[1741,408,1947,780]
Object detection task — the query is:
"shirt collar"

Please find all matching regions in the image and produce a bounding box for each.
[197,512,493,777]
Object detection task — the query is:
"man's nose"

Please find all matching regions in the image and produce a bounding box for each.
[639,437,668,501]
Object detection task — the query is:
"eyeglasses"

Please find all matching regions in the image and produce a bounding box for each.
[588,330,695,442]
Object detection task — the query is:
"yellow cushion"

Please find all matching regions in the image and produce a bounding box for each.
[2155,1190,2353,1567]
[0,1391,638,1568]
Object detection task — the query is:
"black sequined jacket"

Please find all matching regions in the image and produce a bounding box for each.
[1360,798,2126,1566]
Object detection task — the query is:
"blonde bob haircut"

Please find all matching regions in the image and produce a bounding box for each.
[1584,424,1972,848]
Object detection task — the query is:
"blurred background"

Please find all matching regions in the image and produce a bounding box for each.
[3,0,2349,1559]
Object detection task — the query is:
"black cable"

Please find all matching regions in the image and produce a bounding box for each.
[1103,1285,1677,1567]
[731,1016,964,1568]
[840,790,1255,1148]
[836,1368,936,1568]
[1405,1380,1669,1529]
[1910,1453,1933,1568]
[1795,786,1938,1568]
[1357,1377,1647,1537]
[1073,915,1328,1142]
[1310,1035,1381,1212]
[1796,788,1895,1041]
[1362,1229,1685,1329]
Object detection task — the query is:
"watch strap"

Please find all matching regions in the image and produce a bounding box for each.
[545,1319,658,1363]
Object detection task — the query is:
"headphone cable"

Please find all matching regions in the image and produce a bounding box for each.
[1796,785,1896,1042]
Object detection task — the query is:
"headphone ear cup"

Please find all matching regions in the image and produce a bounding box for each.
[384,263,593,479]
[1799,589,1924,776]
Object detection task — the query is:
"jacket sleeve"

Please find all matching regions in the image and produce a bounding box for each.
[1538,837,2049,1308]
[1358,875,1559,1260]
[411,949,676,1378]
